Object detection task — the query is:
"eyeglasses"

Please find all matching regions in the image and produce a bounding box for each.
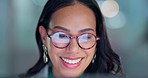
[47,32,100,50]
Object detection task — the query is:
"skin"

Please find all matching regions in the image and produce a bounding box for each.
[39,3,96,78]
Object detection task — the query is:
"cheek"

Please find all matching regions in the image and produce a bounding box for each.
[85,46,96,57]
[47,40,63,63]
[46,40,58,63]
[84,47,96,64]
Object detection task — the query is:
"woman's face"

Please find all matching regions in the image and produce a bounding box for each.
[40,3,96,78]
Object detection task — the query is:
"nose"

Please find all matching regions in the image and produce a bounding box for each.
[66,38,80,54]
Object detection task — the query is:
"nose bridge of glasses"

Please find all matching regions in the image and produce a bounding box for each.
[66,35,80,52]
[69,36,79,46]
[69,36,78,39]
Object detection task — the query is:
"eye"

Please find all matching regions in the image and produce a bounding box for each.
[86,34,92,39]
[51,32,70,43]
[81,34,93,39]
[78,33,95,42]
[52,32,68,38]
[59,33,68,39]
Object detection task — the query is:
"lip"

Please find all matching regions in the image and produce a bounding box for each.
[60,57,84,69]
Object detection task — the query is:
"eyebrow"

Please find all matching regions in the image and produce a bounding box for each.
[53,26,70,32]
[79,28,95,33]
[52,26,95,33]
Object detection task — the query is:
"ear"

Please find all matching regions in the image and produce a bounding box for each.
[39,26,47,45]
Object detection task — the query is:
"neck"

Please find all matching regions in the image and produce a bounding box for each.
[49,67,83,78]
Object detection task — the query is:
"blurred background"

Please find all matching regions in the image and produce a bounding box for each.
[0,0,148,77]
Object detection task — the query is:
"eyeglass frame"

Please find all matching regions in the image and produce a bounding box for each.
[46,31,100,50]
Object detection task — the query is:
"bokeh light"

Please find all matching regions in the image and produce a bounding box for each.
[101,0,119,18]
[106,11,126,29]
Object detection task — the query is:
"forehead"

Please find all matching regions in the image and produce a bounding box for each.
[49,3,96,34]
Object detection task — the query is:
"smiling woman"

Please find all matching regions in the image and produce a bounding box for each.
[19,0,122,78]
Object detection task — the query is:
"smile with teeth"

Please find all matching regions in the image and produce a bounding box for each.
[61,57,82,64]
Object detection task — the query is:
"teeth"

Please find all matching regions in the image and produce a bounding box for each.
[61,57,82,64]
